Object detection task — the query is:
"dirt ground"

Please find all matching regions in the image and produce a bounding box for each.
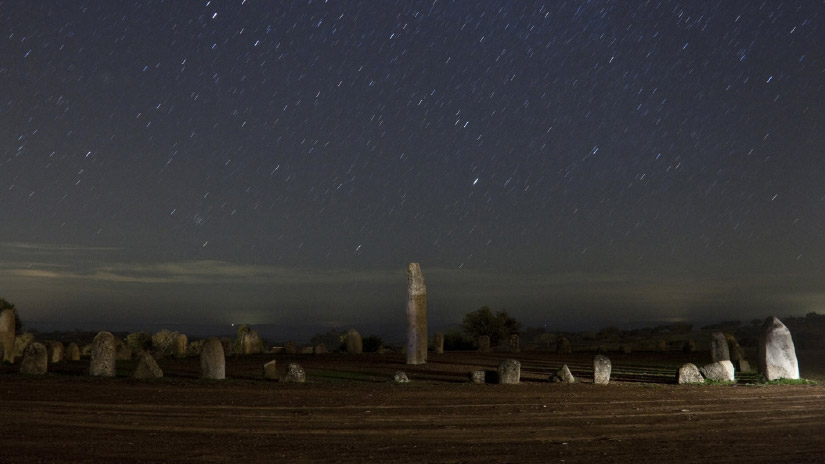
[2,350,825,463]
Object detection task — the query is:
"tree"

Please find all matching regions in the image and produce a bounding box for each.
[0,298,22,332]
[460,306,521,346]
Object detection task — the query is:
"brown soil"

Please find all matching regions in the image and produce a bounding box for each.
[2,350,825,463]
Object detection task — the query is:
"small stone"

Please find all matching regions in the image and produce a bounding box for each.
[619,344,632,354]
[682,339,696,353]
[469,370,486,384]
[433,332,444,354]
[346,329,362,354]
[47,341,65,363]
[393,371,410,383]
[89,331,117,377]
[557,336,572,354]
[66,343,80,361]
[478,335,491,353]
[677,363,704,384]
[655,339,668,352]
[737,358,751,373]
[220,337,234,357]
[497,359,521,384]
[281,362,305,383]
[114,337,132,361]
[711,332,730,362]
[20,342,48,375]
[240,327,262,355]
[133,352,163,379]
[284,341,298,354]
[174,333,188,358]
[508,334,520,353]
[700,360,735,382]
[263,360,278,380]
[550,364,575,383]
[200,337,225,380]
[593,354,611,385]
[758,316,799,381]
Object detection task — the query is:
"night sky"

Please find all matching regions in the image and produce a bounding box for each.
[2,1,824,339]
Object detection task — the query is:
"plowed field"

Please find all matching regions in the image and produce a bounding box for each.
[2,350,824,463]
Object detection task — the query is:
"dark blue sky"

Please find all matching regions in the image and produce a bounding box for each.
[1,1,823,337]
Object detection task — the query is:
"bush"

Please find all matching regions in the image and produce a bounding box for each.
[0,298,22,332]
[126,332,152,352]
[187,339,205,357]
[14,332,35,358]
[460,306,521,347]
[310,329,346,352]
[362,335,383,353]
[443,330,475,350]
[152,329,179,357]
[234,325,263,354]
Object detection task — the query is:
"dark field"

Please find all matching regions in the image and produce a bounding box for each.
[2,350,825,463]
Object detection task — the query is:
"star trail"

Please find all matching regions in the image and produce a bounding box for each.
[1,1,823,338]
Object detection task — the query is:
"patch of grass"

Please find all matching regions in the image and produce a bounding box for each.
[703,378,735,385]
[764,378,817,386]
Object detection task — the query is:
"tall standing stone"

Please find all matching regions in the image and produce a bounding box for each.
[89,331,116,377]
[478,335,491,353]
[433,332,444,354]
[497,359,521,384]
[593,354,612,385]
[200,337,225,380]
[710,332,730,362]
[20,342,48,375]
[758,316,799,381]
[346,329,362,354]
[406,263,427,365]
[0,309,16,363]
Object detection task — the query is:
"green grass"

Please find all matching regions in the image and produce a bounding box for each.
[763,378,818,386]
[703,378,736,385]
